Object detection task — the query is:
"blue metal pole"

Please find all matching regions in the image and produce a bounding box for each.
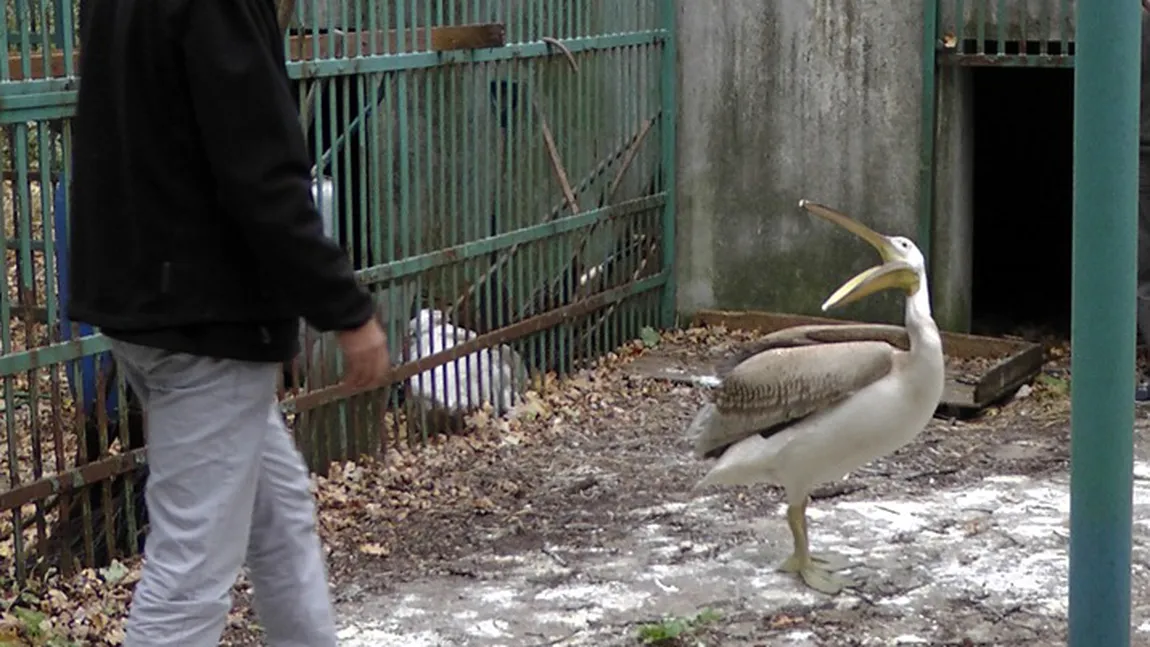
[1069,1,1139,645]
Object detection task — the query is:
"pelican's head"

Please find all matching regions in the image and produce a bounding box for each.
[798,199,924,312]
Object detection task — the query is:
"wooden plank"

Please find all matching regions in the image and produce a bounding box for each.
[692,309,1034,360]
[286,22,506,60]
[5,23,507,81]
[689,309,1046,414]
[974,343,1046,405]
[3,50,68,82]
[0,448,146,515]
[2,170,62,182]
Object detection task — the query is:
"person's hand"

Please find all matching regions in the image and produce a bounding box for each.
[336,317,391,390]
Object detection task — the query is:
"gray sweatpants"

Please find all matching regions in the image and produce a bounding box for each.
[109,339,337,647]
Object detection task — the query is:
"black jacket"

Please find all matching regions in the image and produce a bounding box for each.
[68,0,374,362]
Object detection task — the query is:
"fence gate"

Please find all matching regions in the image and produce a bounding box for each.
[0,0,676,587]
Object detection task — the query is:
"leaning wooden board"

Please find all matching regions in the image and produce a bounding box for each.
[652,310,1043,415]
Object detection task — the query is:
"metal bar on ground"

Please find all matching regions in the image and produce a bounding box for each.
[1068,1,1139,645]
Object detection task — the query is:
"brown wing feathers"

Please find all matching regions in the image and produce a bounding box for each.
[691,339,895,459]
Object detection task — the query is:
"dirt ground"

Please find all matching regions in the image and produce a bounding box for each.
[208,326,1121,646]
[16,325,1144,646]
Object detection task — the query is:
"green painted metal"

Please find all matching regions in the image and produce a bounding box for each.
[2,0,676,583]
[0,32,667,124]
[1069,1,1138,643]
[0,334,111,376]
[934,0,1075,66]
[918,1,938,275]
[937,53,1075,67]
[659,0,676,327]
[353,194,665,286]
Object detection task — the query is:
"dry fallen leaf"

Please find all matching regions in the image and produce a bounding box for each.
[769,614,805,629]
[358,543,390,557]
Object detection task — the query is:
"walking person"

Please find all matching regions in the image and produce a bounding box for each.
[67,1,390,644]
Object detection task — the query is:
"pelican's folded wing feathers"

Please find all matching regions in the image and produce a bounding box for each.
[690,336,895,459]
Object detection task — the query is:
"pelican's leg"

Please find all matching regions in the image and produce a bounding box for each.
[776,499,857,595]
[800,502,853,572]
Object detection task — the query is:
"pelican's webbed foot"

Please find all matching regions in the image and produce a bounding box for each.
[798,563,858,595]
[778,551,853,573]
[778,499,860,595]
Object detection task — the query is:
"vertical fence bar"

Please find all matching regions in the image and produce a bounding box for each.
[1068,1,1139,645]
[3,135,25,585]
[0,1,10,82]
[40,116,71,571]
[1040,0,1050,55]
[17,0,33,80]
[955,0,965,50]
[337,57,353,462]
[16,118,48,553]
[919,1,938,277]
[1062,0,1071,53]
[37,0,51,65]
[658,0,676,328]
[976,0,985,53]
[60,114,97,569]
[997,0,1005,55]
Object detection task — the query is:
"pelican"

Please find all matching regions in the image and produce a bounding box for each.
[687,200,945,595]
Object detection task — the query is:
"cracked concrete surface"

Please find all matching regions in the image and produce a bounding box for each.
[332,460,1150,646]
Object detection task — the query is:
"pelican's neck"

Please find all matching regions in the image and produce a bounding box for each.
[904,279,941,353]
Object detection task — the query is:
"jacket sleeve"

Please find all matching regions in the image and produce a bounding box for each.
[179,0,375,332]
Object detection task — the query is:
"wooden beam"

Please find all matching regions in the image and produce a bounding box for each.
[4,50,67,82]
[2,170,62,182]
[5,23,507,81]
[286,23,506,60]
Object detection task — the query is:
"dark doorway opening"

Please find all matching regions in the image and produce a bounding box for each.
[970,66,1074,339]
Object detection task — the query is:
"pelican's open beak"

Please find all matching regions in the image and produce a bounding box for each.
[798,199,920,311]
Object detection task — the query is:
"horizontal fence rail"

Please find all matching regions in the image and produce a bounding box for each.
[0,0,676,588]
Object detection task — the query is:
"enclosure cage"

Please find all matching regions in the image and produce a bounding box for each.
[922,0,1077,334]
[0,0,676,587]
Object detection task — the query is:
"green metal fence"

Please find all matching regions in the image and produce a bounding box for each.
[0,0,676,588]
[933,0,1075,66]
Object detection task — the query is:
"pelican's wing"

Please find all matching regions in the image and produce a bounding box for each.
[712,323,909,377]
[689,325,902,459]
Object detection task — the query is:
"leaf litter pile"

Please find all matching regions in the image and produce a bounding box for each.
[0,323,1076,646]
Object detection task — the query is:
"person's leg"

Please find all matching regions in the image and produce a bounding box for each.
[244,390,338,646]
[111,339,270,647]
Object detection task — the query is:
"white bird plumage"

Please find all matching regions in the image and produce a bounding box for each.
[406,308,527,417]
[687,200,946,595]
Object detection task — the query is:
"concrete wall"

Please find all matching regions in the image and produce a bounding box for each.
[675,0,926,325]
